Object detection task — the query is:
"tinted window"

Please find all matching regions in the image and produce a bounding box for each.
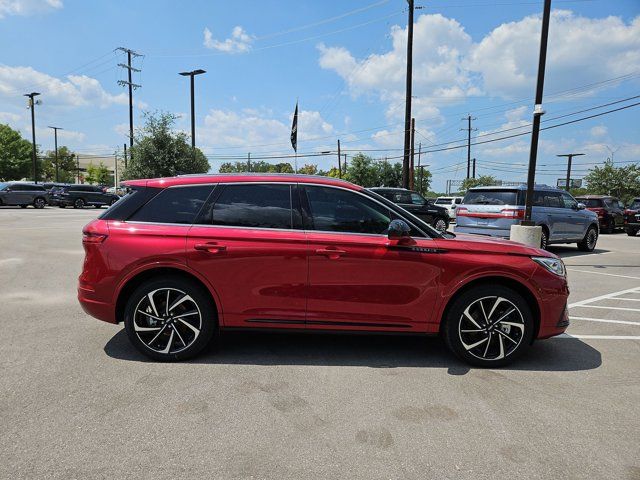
[410,193,426,205]
[435,198,452,205]
[463,189,519,206]
[630,200,640,210]
[305,185,391,235]
[129,185,213,224]
[212,184,292,229]
[545,192,563,208]
[561,192,578,209]
[580,199,603,208]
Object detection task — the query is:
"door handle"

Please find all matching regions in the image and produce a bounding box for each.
[315,248,346,259]
[194,243,227,254]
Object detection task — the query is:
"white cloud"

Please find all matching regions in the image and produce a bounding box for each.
[590,125,608,138]
[0,65,127,109]
[468,11,640,99]
[203,26,253,54]
[0,0,62,19]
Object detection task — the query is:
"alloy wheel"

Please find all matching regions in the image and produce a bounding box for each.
[587,228,598,250]
[434,218,447,232]
[540,230,548,249]
[132,288,202,355]
[34,198,45,209]
[457,296,525,361]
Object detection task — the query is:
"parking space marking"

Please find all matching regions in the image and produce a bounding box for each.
[568,286,640,308]
[558,333,640,340]
[570,316,640,326]
[562,251,613,261]
[574,305,640,313]
[567,269,640,280]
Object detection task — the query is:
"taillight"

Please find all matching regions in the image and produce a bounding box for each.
[593,208,605,218]
[457,207,469,216]
[82,232,108,244]
[500,208,525,219]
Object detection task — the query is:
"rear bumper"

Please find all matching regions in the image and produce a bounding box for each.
[78,285,117,324]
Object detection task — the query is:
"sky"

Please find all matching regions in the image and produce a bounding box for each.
[0,0,638,191]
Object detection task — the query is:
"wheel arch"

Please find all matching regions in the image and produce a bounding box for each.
[115,266,221,326]
[438,275,541,341]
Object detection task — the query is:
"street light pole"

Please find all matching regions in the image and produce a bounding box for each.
[48,126,63,182]
[24,92,41,183]
[179,69,206,157]
[557,153,585,191]
[523,0,552,224]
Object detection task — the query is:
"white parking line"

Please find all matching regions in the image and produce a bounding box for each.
[562,251,613,261]
[567,269,640,280]
[610,297,640,302]
[570,316,640,326]
[558,333,640,340]
[573,305,640,313]
[568,286,640,308]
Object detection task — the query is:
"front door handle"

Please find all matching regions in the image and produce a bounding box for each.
[194,243,227,254]
[315,248,346,260]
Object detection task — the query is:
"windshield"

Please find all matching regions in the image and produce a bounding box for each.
[435,198,452,204]
[463,189,521,206]
[0,182,8,191]
[578,199,603,208]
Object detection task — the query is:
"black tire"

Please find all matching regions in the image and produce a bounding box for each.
[432,217,448,233]
[626,228,638,237]
[443,285,534,367]
[577,225,598,252]
[94,204,101,208]
[20,204,28,209]
[33,197,46,209]
[124,276,217,361]
[540,227,549,250]
[604,220,615,234]
[59,205,66,208]
[109,198,118,206]
[73,198,85,209]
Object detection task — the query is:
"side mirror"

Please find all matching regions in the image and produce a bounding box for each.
[576,202,586,210]
[388,219,412,243]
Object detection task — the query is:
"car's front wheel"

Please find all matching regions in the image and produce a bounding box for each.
[540,227,549,250]
[33,197,46,209]
[124,276,217,361]
[433,217,448,232]
[443,285,534,367]
[73,198,84,209]
[577,226,598,252]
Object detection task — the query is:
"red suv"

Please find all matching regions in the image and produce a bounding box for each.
[78,174,569,367]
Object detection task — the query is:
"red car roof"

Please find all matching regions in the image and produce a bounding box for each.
[123,173,361,190]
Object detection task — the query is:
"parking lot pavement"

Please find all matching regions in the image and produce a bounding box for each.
[1,207,639,480]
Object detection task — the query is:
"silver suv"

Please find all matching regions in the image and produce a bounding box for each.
[455,185,599,251]
[0,182,49,209]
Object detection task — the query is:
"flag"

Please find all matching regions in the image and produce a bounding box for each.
[290,101,298,153]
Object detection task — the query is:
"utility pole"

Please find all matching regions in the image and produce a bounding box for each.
[247,152,251,172]
[523,0,552,224]
[117,47,142,154]
[76,153,80,183]
[24,92,41,183]
[179,69,206,157]
[409,117,416,190]
[48,126,62,183]
[337,139,342,178]
[402,0,415,189]
[557,153,584,191]
[417,142,423,194]
[461,115,476,179]
[114,153,118,187]
[123,143,127,168]
[472,158,476,179]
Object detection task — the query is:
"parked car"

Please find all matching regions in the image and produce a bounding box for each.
[434,196,463,220]
[623,197,640,237]
[368,187,450,232]
[53,184,120,209]
[79,174,570,367]
[574,195,624,234]
[0,182,49,208]
[455,185,599,251]
[43,182,70,193]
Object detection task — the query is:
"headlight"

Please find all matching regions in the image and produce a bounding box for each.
[532,256,566,277]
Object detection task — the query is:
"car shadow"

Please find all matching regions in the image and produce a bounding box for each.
[549,246,610,258]
[104,329,601,375]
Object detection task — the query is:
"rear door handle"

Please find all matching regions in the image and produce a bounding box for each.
[194,243,227,254]
[315,248,346,259]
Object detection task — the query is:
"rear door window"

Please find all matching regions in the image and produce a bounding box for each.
[211,184,294,229]
[463,190,519,206]
[128,185,214,224]
[544,192,563,208]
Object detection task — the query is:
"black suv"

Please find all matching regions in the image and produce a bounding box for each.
[575,195,624,233]
[369,187,450,232]
[624,198,640,237]
[53,184,119,209]
[0,182,49,208]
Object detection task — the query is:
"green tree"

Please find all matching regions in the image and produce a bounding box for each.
[344,153,379,187]
[413,168,433,196]
[298,164,318,175]
[0,124,35,181]
[123,111,210,180]
[584,160,640,204]
[377,161,403,187]
[41,146,77,183]
[458,175,499,193]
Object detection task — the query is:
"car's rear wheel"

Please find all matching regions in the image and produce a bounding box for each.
[626,228,638,237]
[73,198,84,209]
[20,204,27,208]
[577,226,598,252]
[540,227,549,250]
[33,197,46,209]
[443,285,534,367]
[433,217,448,232]
[124,276,217,361]
[604,219,615,234]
